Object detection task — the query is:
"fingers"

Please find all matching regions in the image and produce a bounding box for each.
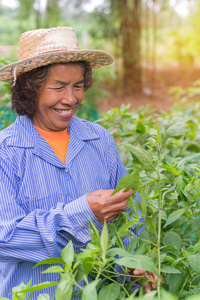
[144,282,152,293]
[133,269,158,292]
[87,188,133,223]
[133,269,146,276]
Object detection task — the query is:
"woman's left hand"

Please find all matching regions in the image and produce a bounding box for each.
[129,268,158,293]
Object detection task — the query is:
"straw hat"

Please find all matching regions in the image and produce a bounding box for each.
[0,27,113,83]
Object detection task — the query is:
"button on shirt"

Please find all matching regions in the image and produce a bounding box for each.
[0,115,132,299]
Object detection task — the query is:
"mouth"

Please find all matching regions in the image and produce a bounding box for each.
[53,108,74,118]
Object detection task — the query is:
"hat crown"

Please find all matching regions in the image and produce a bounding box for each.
[18,27,80,61]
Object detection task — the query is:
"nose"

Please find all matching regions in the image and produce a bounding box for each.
[61,88,77,106]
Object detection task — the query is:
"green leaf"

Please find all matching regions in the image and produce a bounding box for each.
[134,241,149,255]
[86,242,101,254]
[160,288,177,300]
[114,255,159,276]
[136,122,145,134]
[27,293,34,300]
[118,219,139,235]
[41,266,64,274]
[188,295,200,300]
[162,164,179,176]
[74,264,88,284]
[145,212,158,235]
[37,295,50,300]
[34,258,65,268]
[190,219,200,232]
[168,272,186,294]
[123,144,156,173]
[163,232,182,250]
[111,173,134,196]
[190,191,200,200]
[106,247,132,258]
[126,238,139,254]
[130,290,157,300]
[89,220,100,245]
[55,279,73,300]
[16,282,58,295]
[176,153,200,168]
[162,184,176,201]
[164,209,185,228]
[164,123,188,140]
[82,258,93,277]
[12,280,32,300]
[161,266,181,274]
[82,280,100,300]
[124,289,139,300]
[187,254,200,274]
[61,240,74,267]
[101,220,109,261]
[139,189,147,216]
[98,283,120,300]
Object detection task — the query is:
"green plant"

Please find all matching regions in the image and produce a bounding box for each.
[98,104,200,299]
[0,56,17,130]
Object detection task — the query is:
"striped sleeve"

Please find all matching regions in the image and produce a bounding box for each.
[0,157,102,263]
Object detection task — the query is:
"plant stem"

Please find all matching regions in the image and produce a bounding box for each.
[101,272,130,297]
[95,265,103,280]
[74,282,84,291]
[157,150,162,300]
[177,274,189,298]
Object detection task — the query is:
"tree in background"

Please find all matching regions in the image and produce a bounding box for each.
[16,0,61,29]
[45,0,61,27]
[0,0,199,92]
[88,0,142,90]
[88,0,160,91]
[120,0,142,87]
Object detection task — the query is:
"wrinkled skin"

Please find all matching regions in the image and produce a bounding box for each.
[87,189,133,224]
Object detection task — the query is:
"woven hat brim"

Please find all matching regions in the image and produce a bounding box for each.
[0,49,113,83]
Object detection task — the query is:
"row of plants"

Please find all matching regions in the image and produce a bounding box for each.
[98,101,200,299]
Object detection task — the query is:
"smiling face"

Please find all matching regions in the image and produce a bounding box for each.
[31,63,85,131]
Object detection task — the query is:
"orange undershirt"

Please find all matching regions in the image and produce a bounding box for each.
[34,125,69,164]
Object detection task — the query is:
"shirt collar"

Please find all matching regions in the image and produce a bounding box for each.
[7,115,100,148]
[69,117,100,141]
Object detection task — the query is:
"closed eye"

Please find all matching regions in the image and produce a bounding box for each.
[49,86,65,91]
[75,85,84,89]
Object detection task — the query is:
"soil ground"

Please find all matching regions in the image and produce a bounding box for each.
[98,66,200,114]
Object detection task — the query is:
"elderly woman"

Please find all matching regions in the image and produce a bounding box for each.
[0,27,157,298]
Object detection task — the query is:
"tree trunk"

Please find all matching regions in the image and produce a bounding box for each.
[35,0,41,28]
[46,0,60,27]
[120,0,142,89]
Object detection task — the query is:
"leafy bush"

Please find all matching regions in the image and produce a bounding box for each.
[0,56,17,130]
[98,103,200,299]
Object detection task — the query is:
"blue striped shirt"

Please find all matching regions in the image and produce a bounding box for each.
[0,115,137,299]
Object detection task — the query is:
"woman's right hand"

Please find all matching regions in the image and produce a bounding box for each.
[87,189,133,224]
